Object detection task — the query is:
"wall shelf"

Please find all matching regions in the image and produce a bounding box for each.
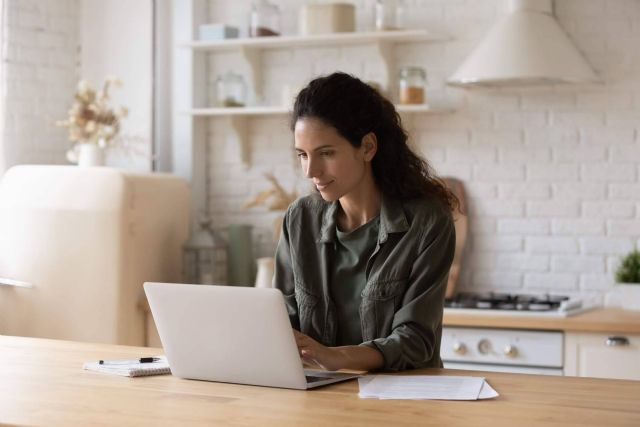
[182,29,449,100]
[396,105,453,114]
[184,105,453,168]
[182,29,448,52]
[184,104,452,117]
[184,106,290,116]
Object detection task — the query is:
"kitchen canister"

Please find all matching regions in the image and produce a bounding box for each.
[215,71,247,107]
[374,0,406,31]
[227,224,256,286]
[299,3,355,35]
[398,66,427,105]
[249,0,281,37]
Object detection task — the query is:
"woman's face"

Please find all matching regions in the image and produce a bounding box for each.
[294,117,374,202]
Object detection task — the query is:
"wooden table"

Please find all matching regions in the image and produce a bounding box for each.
[1,335,639,426]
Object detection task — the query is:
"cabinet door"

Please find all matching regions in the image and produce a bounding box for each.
[565,332,640,380]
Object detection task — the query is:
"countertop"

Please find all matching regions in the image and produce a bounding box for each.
[1,335,639,426]
[444,307,640,334]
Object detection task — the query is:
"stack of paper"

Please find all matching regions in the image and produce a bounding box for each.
[358,375,499,400]
[83,357,171,377]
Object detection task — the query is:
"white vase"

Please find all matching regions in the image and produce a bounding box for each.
[604,283,640,311]
[76,143,105,167]
[255,257,275,288]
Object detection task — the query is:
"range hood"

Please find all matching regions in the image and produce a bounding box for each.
[447,0,599,88]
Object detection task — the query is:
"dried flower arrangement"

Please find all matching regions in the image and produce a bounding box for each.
[243,173,297,240]
[56,76,128,149]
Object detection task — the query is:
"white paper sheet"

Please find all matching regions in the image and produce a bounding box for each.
[358,375,499,400]
[478,380,499,399]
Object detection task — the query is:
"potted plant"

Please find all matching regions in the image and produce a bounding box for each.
[608,249,640,310]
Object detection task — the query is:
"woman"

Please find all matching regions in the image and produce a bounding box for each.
[274,72,457,372]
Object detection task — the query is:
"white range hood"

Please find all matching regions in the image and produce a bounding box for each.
[447,0,599,88]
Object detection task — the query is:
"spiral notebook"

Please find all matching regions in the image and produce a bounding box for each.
[83,356,171,377]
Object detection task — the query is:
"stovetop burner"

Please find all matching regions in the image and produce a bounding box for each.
[445,292,572,312]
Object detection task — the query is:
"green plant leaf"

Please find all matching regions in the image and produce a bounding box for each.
[615,249,640,284]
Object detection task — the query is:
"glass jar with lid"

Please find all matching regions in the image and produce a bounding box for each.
[215,71,247,107]
[398,66,426,105]
[249,0,281,37]
[374,0,406,31]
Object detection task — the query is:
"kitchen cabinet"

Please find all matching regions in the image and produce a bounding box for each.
[171,0,453,216]
[444,308,640,380]
[564,332,640,380]
[441,327,564,375]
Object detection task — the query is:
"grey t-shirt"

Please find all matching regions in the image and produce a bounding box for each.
[331,216,380,346]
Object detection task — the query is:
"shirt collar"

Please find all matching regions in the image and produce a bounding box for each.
[318,194,409,244]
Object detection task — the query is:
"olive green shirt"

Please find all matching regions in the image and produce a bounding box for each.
[332,216,380,346]
[274,193,455,371]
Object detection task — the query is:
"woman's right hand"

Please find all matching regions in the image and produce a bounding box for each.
[293,329,384,372]
[293,329,344,371]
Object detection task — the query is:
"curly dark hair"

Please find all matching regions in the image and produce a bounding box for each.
[291,72,458,212]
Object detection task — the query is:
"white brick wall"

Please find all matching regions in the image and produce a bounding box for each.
[202,0,639,299]
[1,0,79,170]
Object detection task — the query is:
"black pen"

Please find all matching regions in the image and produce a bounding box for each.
[99,357,162,365]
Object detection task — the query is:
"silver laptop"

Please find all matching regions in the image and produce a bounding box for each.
[144,282,360,390]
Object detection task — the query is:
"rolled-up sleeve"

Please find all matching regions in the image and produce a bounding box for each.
[362,211,456,371]
[273,208,300,330]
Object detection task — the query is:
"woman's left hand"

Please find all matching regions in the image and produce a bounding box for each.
[293,329,344,371]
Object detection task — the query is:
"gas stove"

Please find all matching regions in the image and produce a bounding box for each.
[444,292,595,317]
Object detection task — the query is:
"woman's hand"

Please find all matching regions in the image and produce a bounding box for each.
[293,329,385,372]
[293,329,344,371]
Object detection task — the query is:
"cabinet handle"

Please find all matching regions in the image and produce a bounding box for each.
[605,336,630,347]
[0,277,34,288]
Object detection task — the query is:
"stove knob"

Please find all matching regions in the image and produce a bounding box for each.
[504,345,518,358]
[452,342,467,355]
[477,339,492,355]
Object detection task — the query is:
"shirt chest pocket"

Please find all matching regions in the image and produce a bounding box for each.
[359,279,406,340]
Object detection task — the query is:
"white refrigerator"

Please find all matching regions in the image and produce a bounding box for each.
[0,165,190,346]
